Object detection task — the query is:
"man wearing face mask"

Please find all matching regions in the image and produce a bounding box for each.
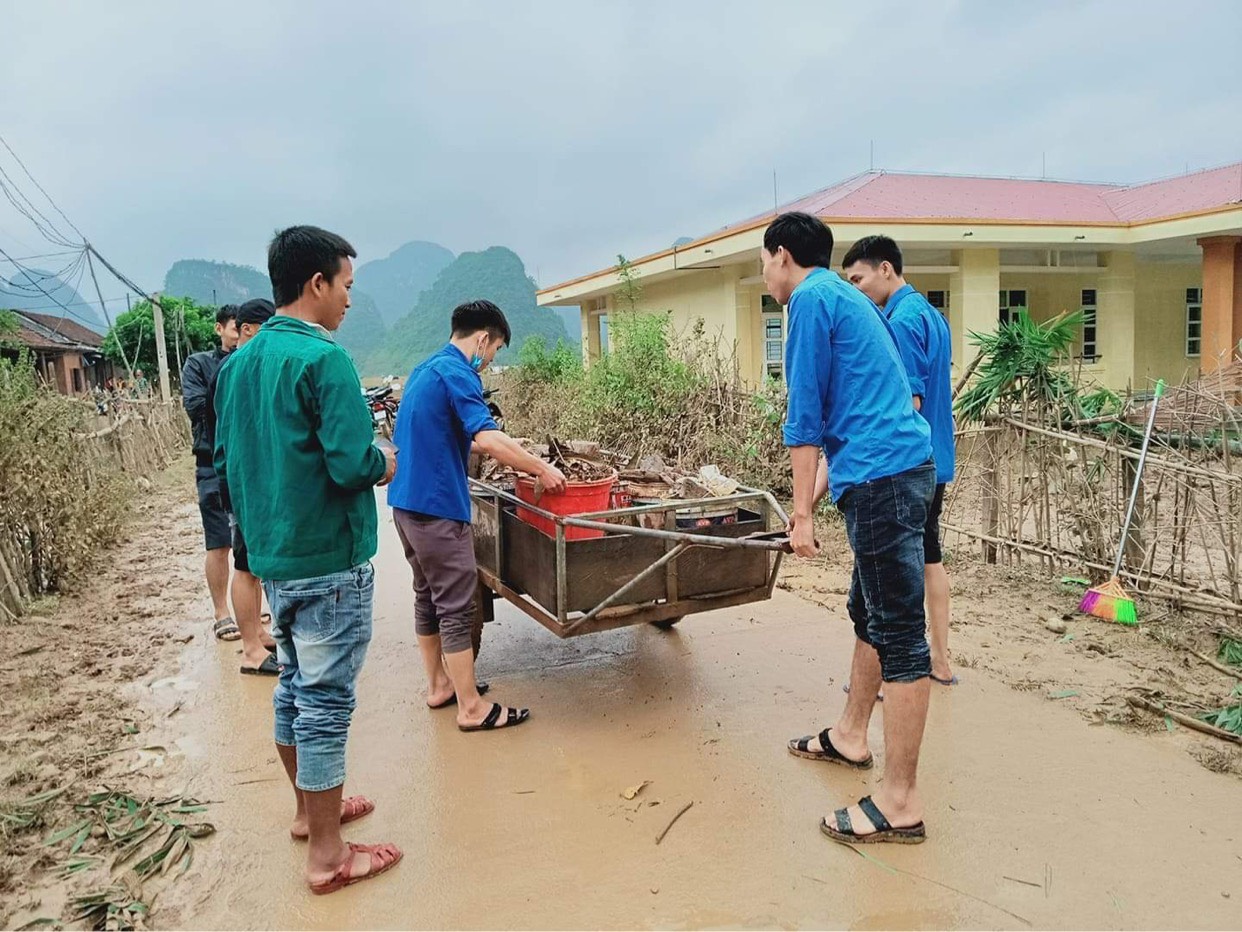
[388,299,566,732]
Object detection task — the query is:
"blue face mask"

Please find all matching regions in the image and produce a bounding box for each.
[469,340,487,371]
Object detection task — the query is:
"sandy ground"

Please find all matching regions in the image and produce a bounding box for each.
[2,455,1241,930]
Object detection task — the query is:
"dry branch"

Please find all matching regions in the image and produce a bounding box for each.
[1127,696,1242,745]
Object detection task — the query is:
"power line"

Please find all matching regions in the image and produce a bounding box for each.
[0,132,85,243]
[0,245,97,335]
[0,172,78,248]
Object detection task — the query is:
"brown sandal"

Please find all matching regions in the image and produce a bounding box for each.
[291,795,375,840]
[308,841,403,895]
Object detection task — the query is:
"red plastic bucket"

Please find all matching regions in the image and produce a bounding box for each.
[516,473,617,540]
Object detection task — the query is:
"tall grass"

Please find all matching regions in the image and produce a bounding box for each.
[506,312,791,493]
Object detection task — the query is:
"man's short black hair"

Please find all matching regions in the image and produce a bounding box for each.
[451,299,511,346]
[842,235,903,276]
[763,212,834,269]
[267,225,357,308]
[216,304,238,325]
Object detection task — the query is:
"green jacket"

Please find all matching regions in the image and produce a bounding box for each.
[214,315,386,580]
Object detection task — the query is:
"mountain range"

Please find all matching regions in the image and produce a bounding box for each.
[1,267,104,331]
[160,241,579,374]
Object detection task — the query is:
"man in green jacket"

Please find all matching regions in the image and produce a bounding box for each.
[214,225,401,896]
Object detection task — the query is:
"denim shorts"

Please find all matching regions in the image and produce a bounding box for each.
[839,461,936,683]
[263,562,375,792]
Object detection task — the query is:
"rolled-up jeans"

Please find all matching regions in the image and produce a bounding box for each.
[839,461,936,683]
[263,562,374,792]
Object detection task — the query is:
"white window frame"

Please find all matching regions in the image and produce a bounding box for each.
[1186,287,1202,357]
[999,288,1028,325]
[761,294,784,380]
[1080,288,1098,361]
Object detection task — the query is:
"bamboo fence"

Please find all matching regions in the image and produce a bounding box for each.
[944,361,1242,622]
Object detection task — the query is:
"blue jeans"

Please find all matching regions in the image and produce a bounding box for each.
[263,563,375,792]
[839,462,936,683]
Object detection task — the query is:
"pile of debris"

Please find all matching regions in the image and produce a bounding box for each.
[477,440,740,502]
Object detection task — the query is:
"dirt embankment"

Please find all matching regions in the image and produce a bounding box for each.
[0,457,211,928]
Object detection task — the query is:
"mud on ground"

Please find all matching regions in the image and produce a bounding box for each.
[781,512,1242,779]
[0,457,214,928]
[1,456,1240,930]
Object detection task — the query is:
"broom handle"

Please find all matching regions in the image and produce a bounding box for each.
[1112,379,1165,578]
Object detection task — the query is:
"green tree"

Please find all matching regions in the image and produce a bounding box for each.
[101,295,218,381]
[0,309,20,347]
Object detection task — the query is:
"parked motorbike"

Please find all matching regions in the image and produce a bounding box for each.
[365,384,399,438]
[483,388,503,430]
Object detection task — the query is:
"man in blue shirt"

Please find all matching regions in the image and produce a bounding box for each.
[388,300,566,732]
[765,212,936,846]
[843,235,957,687]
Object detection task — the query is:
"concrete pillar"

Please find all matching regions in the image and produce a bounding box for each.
[949,249,1000,373]
[581,303,601,366]
[1098,250,1137,390]
[1197,236,1242,372]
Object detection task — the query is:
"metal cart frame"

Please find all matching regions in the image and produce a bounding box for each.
[469,479,790,638]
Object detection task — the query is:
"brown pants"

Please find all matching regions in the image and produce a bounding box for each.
[393,509,478,655]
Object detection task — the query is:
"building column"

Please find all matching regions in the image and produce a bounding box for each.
[949,249,1000,373]
[1098,250,1137,390]
[1197,236,1242,372]
[581,303,601,367]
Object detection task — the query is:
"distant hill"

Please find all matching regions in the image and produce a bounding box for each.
[365,246,576,377]
[164,259,271,306]
[353,241,455,326]
[336,290,387,363]
[548,305,581,339]
[0,268,104,330]
[160,257,386,367]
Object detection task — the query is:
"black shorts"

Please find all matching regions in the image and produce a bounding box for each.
[231,518,251,574]
[924,483,946,565]
[195,466,232,551]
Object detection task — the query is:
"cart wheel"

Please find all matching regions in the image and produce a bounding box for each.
[651,616,684,630]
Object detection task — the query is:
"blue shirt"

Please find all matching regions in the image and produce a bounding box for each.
[387,344,499,523]
[782,268,932,502]
[884,284,956,485]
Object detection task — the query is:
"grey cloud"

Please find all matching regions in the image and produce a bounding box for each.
[1,0,1239,304]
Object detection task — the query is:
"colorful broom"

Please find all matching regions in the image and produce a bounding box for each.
[1079,379,1165,625]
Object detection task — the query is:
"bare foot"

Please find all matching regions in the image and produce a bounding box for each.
[290,795,375,840]
[426,675,455,709]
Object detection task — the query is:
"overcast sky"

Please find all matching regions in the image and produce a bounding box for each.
[2,0,1240,312]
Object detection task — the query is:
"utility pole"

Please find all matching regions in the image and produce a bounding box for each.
[151,291,171,403]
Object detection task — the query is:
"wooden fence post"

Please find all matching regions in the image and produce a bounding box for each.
[981,430,1000,564]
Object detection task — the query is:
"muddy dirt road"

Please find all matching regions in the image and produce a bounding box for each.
[4,456,1241,930]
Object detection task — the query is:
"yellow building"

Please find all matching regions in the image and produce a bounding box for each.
[538,164,1242,391]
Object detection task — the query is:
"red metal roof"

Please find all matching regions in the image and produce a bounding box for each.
[734,162,1242,229]
[1103,162,1242,222]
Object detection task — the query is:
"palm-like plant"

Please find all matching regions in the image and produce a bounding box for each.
[955,310,1086,423]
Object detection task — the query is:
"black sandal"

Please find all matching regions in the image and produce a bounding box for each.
[240,653,281,677]
[213,617,241,641]
[787,728,873,769]
[821,795,926,845]
[459,702,530,732]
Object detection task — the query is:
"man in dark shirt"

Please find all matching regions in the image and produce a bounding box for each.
[213,298,280,675]
[181,304,238,640]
